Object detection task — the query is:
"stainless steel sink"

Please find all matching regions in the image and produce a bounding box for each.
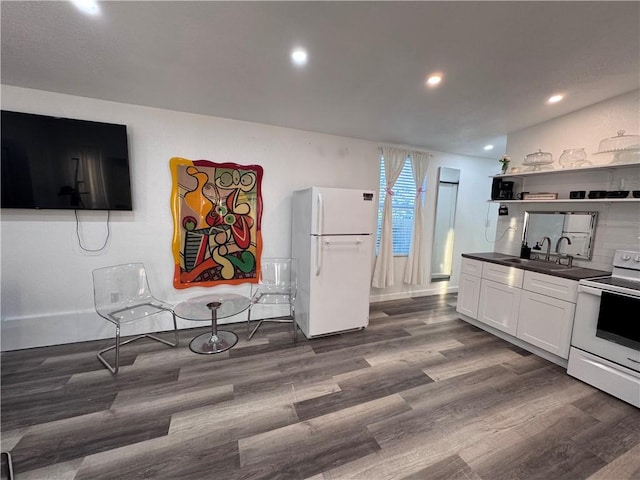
[503,258,531,264]
[501,257,575,271]
[503,257,550,266]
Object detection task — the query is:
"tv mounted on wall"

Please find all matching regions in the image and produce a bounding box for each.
[1,110,133,210]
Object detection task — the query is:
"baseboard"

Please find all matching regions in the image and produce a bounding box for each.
[0,306,270,352]
[3,295,475,351]
[456,311,568,369]
[369,286,458,303]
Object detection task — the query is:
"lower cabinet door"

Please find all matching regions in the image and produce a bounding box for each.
[457,273,481,319]
[516,290,575,358]
[478,279,521,336]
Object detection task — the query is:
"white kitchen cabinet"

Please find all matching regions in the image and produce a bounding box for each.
[478,279,521,336]
[457,257,483,319]
[458,256,582,365]
[517,290,576,358]
[523,271,578,302]
[461,257,483,277]
[457,273,481,319]
[481,262,523,287]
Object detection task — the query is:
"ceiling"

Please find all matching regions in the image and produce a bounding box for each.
[1,1,639,159]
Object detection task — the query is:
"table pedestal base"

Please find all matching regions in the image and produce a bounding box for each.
[189,330,238,354]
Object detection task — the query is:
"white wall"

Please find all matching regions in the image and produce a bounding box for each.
[495,90,640,271]
[506,90,640,167]
[1,86,381,350]
[1,85,494,350]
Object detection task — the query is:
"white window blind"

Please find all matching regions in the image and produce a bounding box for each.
[376,157,416,256]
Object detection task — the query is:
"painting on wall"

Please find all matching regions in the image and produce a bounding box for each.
[170,157,263,288]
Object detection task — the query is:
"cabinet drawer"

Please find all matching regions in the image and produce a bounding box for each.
[568,348,640,408]
[461,257,483,277]
[523,271,578,303]
[482,262,523,288]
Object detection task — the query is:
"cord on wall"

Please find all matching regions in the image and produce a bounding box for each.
[484,203,512,243]
[75,210,110,252]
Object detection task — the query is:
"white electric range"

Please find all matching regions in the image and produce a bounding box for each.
[567,249,640,407]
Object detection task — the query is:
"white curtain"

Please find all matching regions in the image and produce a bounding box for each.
[403,151,431,285]
[371,147,408,288]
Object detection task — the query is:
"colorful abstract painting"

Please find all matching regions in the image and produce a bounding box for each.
[170,157,263,289]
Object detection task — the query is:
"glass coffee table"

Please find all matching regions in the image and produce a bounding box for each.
[174,293,250,354]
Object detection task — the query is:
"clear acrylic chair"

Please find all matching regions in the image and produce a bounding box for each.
[92,263,179,374]
[247,258,297,340]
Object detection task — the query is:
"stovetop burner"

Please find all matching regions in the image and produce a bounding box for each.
[588,276,640,292]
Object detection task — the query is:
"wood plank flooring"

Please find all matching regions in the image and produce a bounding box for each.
[2,293,639,479]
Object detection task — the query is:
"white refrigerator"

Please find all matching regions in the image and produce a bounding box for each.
[291,187,376,338]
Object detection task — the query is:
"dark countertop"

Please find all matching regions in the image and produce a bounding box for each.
[462,252,611,281]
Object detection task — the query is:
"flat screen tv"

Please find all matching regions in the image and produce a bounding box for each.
[1,110,133,210]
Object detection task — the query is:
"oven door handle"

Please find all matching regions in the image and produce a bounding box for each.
[579,283,640,301]
[578,284,603,296]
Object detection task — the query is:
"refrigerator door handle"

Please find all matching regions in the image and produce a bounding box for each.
[322,238,364,246]
[317,238,365,275]
[315,236,322,276]
[315,193,325,276]
[317,192,324,235]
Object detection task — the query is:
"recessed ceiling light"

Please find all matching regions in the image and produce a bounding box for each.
[547,94,564,104]
[291,48,308,67]
[426,73,443,87]
[484,145,494,151]
[70,0,100,16]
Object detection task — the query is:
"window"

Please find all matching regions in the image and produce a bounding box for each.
[376,156,420,256]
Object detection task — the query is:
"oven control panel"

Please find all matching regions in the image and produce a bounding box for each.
[612,250,640,269]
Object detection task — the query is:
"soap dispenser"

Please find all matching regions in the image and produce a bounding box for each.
[520,242,531,259]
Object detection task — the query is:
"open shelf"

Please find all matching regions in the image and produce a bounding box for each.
[488,198,640,204]
[492,161,640,179]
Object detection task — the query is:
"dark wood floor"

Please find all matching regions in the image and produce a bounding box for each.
[2,294,639,480]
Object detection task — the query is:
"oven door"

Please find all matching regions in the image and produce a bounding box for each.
[596,291,640,351]
[571,284,640,372]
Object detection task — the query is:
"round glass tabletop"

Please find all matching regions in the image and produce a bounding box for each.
[174,293,250,322]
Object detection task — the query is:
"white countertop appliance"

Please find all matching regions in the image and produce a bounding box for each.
[291,187,375,338]
[567,249,640,407]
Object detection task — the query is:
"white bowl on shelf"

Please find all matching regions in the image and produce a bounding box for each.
[559,148,588,168]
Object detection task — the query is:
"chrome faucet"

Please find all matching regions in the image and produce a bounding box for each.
[556,236,572,254]
[540,236,552,261]
[555,236,573,266]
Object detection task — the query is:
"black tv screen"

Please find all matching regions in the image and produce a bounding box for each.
[1,110,133,210]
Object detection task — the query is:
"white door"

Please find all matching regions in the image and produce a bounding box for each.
[307,234,373,336]
[478,279,521,336]
[457,273,481,319]
[517,291,575,358]
[311,187,376,235]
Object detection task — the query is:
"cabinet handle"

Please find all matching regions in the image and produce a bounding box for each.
[628,358,640,364]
